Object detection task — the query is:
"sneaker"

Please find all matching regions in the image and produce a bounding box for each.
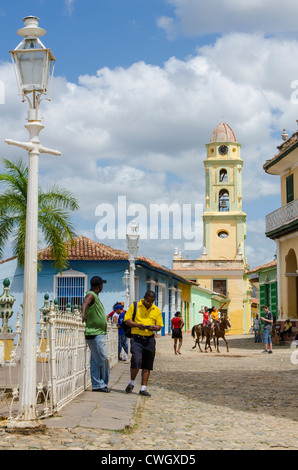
[125,383,134,394]
[268,350,273,354]
[93,386,111,393]
[139,390,151,397]
[261,350,268,353]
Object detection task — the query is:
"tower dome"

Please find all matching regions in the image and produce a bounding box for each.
[210,122,237,143]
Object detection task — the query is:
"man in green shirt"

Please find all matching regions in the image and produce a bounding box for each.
[82,276,110,392]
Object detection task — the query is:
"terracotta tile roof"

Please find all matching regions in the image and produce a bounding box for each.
[246,259,277,275]
[38,236,191,284]
[38,236,129,261]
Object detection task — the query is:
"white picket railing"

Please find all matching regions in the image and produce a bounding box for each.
[0,301,119,421]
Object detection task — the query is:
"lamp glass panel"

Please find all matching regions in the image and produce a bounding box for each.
[16,49,46,91]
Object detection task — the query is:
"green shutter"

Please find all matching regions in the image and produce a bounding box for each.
[286,174,294,203]
[259,284,266,313]
[270,282,278,319]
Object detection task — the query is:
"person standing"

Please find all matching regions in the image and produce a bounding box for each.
[81,276,111,392]
[253,314,261,343]
[261,305,274,354]
[116,304,129,361]
[171,311,184,355]
[124,290,163,397]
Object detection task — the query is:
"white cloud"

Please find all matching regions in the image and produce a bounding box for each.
[1,32,296,267]
[159,0,298,38]
[64,0,75,15]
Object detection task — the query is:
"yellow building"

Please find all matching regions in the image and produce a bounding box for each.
[264,127,298,320]
[173,122,252,334]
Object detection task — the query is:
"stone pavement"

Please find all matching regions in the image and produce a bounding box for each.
[0,333,297,450]
[43,360,140,431]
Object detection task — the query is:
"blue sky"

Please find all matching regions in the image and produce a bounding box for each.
[1,0,298,270]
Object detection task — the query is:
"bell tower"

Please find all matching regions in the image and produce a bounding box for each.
[172,122,252,335]
[203,122,247,261]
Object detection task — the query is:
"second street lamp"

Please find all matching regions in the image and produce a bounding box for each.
[5,16,61,428]
[126,222,140,305]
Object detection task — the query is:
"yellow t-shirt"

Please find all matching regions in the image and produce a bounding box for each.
[124,300,164,336]
[211,309,219,320]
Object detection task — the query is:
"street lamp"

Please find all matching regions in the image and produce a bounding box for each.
[5,16,61,429]
[122,269,130,310]
[126,221,139,305]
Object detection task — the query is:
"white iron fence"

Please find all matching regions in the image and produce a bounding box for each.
[0,300,118,421]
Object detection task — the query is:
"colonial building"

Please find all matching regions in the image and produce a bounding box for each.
[172,122,252,334]
[247,259,278,320]
[0,236,193,336]
[264,127,298,320]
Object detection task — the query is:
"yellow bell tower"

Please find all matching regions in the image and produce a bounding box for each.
[172,122,252,335]
[203,122,247,261]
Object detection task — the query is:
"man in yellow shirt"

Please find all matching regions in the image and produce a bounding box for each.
[124,290,163,397]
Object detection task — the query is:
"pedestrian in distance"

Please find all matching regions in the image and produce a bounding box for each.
[81,276,111,392]
[253,314,261,343]
[107,301,124,322]
[171,311,184,355]
[124,290,163,397]
[116,303,129,361]
[261,305,274,354]
[280,319,293,341]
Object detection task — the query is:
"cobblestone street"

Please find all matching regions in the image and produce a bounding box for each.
[0,334,297,450]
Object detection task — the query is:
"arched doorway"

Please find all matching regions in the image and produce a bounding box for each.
[285,249,298,318]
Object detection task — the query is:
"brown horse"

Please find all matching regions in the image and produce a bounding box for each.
[213,315,231,353]
[191,323,212,352]
[191,315,231,353]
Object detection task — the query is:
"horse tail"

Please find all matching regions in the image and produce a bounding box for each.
[191,325,196,338]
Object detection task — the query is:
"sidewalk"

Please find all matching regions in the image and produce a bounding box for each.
[43,360,141,431]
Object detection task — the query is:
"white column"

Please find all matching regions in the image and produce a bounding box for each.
[275,240,282,319]
[5,121,60,426]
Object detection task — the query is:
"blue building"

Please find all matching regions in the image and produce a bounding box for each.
[0,236,192,335]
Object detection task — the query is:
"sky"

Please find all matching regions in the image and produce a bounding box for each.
[1,0,298,271]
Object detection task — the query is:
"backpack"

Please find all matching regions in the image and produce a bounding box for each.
[121,302,137,338]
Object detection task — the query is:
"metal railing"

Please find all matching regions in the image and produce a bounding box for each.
[0,300,119,421]
[266,198,298,235]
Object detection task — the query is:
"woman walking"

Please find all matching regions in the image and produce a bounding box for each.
[171,311,184,355]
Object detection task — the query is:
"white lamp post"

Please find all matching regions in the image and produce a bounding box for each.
[126,222,139,305]
[5,16,61,428]
[122,269,130,310]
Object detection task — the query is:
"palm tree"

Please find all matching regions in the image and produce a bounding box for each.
[0,158,79,272]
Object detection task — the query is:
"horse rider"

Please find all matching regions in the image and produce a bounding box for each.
[200,306,211,327]
[209,306,220,339]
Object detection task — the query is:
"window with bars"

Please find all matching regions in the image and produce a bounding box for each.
[56,275,86,311]
[213,279,227,296]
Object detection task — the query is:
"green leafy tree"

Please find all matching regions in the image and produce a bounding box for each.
[0,158,79,272]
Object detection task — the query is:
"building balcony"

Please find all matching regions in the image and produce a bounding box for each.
[265,199,298,239]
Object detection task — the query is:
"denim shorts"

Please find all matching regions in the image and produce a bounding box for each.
[130,335,156,370]
[263,329,272,344]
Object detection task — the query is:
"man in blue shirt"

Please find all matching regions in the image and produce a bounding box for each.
[116,304,128,361]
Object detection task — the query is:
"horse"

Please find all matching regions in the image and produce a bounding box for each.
[191,315,231,353]
[212,315,231,353]
[191,323,212,352]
